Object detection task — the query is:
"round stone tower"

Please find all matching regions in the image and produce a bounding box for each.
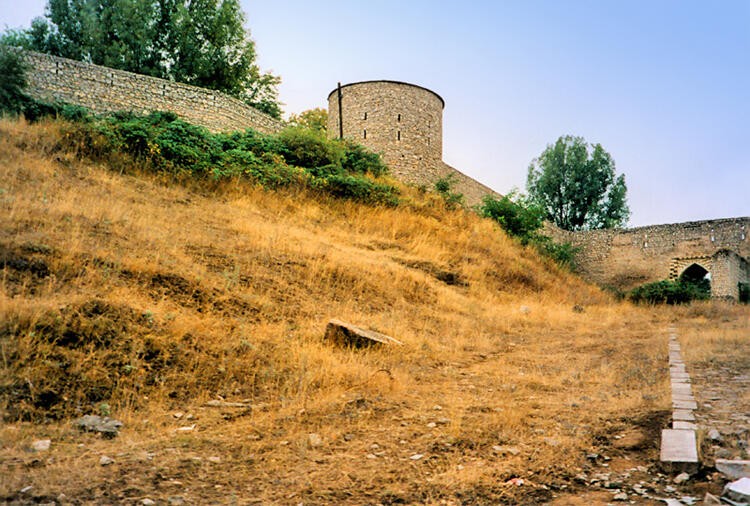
[327,80,444,184]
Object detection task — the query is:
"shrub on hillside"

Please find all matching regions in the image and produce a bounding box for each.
[434,174,465,209]
[480,194,543,245]
[629,279,710,305]
[277,126,345,170]
[0,45,29,115]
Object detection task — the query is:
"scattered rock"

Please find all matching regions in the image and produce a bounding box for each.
[436,417,451,425]
[426,422,437,429]
[715,459,750,480]
[140,499,156,506]
[410,453,423,460]
[175,424,196,432]
[31,439,51,452]
[492,445,520,456]
[724,477,750,502]
[612,491,628,501]
[707,428,722,442]
[204,400,253,409]
[172,412,184,419]
[74,415,123,438]
[702,492,721,505]
[308,433,323,448]
[324,319,403,348]
[168,497,185,506]
[99,455,114,466]
[543,437,560,447]
[519,306,531,314]
[674,472,691,484]
[572,305,585,313]
[207,456,221,464]
[20,486,32,494]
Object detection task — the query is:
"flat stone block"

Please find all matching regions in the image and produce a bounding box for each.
[673,421,697,430]
[673,410,696,422]
[672,394,695,403]
[660,429,699,472]
[673,400,698,410]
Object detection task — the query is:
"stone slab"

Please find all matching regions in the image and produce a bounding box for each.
[324,319,403,348]
[673,421,697,430]
[660,429,699,472]
[673,410,696,422]
[673,400,698,410]
[716,459,750,480]
[672,394,695,402]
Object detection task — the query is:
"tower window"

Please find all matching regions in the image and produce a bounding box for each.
[397,114,401,122]
[397,131,401,141]
[363,112,367,120]
[363,129,367,139]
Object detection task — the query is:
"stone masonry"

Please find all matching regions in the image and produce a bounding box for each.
[21,51,283,135]
[327,80,499,206]
[15,53,748,297]
[548,218,750,299]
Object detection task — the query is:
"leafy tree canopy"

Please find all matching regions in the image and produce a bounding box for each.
[1,0,282,118]
[288,108,327,132]
[526,135,629,231]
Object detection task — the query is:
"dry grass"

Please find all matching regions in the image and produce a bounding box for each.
[0,117,743,504]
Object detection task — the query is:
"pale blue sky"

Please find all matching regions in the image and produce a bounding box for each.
[2,1,748,226]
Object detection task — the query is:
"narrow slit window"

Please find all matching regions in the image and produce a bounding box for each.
[363,112,367,120]
[363,129,367,139]
[397,114,401,122]
[397,131,401,141]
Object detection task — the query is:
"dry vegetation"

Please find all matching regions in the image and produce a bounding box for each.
[0,118,746,504]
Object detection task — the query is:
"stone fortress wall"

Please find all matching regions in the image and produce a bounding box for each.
[327,81,499,206]
[15,51,748,298]
[549,217,750,299]
[21,51,283,135]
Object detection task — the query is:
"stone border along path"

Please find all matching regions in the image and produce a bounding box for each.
[660,326,700,473]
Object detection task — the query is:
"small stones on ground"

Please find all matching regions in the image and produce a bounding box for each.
[433,405,443,410]
[20,486,32,494]
[715,459,750,480]
[724,477,750,502]
[612,491,628,501]
[673,472,690,484]
[519,305,530,314]
[707,428,722,442]
[207,456,221,463]
[175,424,196,432]
[426,422,437,429]
[74,415,123,438]
[543,437,560,447]
[172,412,184,419]
[140,499,156,506]
[436,417,451,425]
[99,455,114,466]
[168,497,185,505]
[31,439,51,452]
[308,433,323,448]
[491,445,520,456]
[702,492,722,505]
[410,453,424,460]
[366,453,377,459]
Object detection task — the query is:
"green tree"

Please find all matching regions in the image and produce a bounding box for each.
[288,108,328,132]
[0,0,282,118]
[526,135,629,231]
[0,45,30,114]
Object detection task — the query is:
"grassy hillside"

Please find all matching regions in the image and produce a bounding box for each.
[0,117,743,504]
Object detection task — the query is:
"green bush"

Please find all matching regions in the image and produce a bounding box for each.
[52,109,398,205]
[320,174,400,206]
[532,237,579,270]
[0,45,29,115]
[480,194,543,244]
[277,126,344,170]
[629,279,710,305]
[434,174,464,209]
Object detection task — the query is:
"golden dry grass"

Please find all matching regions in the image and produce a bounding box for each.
[0,117,745,504]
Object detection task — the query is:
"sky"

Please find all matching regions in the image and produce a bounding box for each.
[1,1,748,227]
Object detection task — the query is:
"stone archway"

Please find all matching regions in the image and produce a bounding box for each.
[679,263,711,298]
